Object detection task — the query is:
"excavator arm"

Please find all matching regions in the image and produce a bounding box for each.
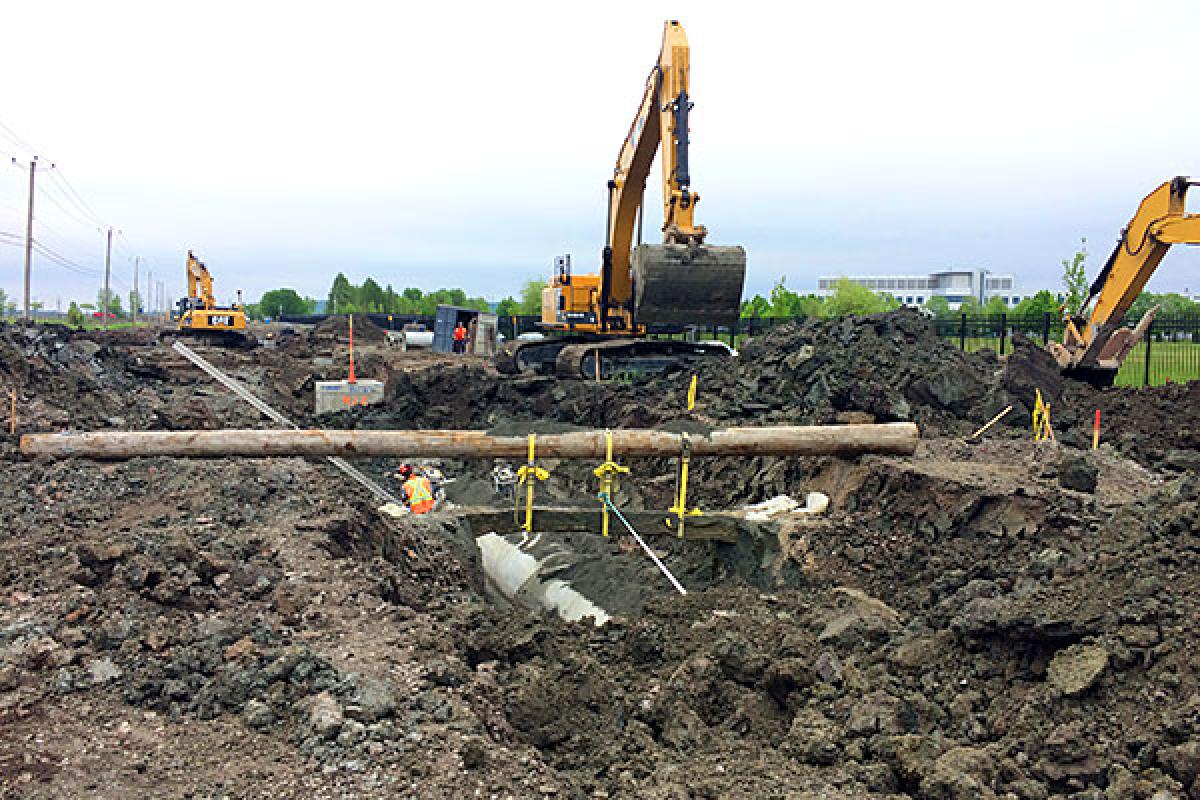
[186,250,216,309]
[578,20,745,332]
[1051,177,1200,383]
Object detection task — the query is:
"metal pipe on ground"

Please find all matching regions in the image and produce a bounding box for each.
[20,423,919,460]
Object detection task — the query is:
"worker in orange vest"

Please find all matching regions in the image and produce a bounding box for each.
[396,464,435,514]
[453,322,467,354]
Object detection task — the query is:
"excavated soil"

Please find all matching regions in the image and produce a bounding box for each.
[2,312,1200,799]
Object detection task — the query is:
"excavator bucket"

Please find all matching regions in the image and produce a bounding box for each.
[632,243,747,327]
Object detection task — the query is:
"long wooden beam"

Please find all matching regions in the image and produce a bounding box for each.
[20,423,919,460]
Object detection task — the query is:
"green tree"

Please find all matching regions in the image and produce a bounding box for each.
[495,296,521,318]
[0,288,7,316]
[383,284,399,314]
[924,296,953,318]
[767,278,825,318]
[66,301,84,327]
[822,278,899,317]
[327,273,356,313]
[260,288,312,317]
[1062,237,1089,313]
[1128,291,1200,319]
[128,289,144,317]
[1012,290,1061,318]
[519,279,548,314]
[399,287,424,314]
[359,278,386,312]
[982,295,1009,315]
[97,288,124,317]
[740,294,771,318]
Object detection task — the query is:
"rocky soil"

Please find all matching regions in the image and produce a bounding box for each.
[2,313,1199,799]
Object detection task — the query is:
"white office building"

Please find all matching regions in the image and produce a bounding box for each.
[815,269,1051,310]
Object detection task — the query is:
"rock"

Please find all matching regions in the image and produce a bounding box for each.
[1046,643,1109,695]
[460,737,488,770]
[814,650,843,685]
[87,657,122,685]
[1159,740,1200,786]
[305,691,345,739]
[1058,455,1098,493]
[1163,449,1200,472]
[343,675,397,722]
[242,699,275,730]
[223,636,258,662]
[920,746,997,800]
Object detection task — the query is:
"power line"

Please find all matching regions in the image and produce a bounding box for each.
[45,167,108,228]
[35,181,105,233]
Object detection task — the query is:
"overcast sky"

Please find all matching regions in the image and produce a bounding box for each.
[2,0,1199,309]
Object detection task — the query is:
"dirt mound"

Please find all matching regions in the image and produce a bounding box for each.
[309,314,388,344]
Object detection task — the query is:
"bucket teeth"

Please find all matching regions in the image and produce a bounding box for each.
[632,244,747,327]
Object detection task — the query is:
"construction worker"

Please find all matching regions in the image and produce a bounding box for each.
[453,321,467,354]
[396,464,435,515]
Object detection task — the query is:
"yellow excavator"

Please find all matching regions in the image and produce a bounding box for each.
[165,250,254,348]
[1049,176,1199,385]
[496,20,746,378]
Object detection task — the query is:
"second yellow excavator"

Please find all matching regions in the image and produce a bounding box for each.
[497,20,746,378]
[1049,176,1200,385]
[164,250,254,348]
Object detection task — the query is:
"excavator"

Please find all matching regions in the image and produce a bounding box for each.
[163,250,254,348]
[1049,176,1200,386]
[496,20,746,379]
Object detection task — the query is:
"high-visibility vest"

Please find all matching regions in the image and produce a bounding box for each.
[403,475,435,514]
[453,326,465,341]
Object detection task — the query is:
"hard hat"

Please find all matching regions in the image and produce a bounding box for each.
[396,464,414,479]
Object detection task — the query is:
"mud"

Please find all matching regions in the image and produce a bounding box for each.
[2,313,1200,799]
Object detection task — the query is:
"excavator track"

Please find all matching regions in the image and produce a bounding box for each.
[158,329,258,350]
[495,336,733,379]
[494,336,589,376]
[556,338,732,380]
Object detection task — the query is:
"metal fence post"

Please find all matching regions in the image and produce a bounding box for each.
[1041,312,1050,346]
[1144,320,1153,387]
[959,313,967,350]
[999,312,1007,355]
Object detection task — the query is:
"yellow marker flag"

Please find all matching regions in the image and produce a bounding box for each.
[687,374,698,411]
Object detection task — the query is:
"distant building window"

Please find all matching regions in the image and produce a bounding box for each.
[905,296,913,304]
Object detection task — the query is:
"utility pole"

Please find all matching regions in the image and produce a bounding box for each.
[102,227,113,331]
[147,270,154,315]
[132,256,139,326]
[22,156,37,323]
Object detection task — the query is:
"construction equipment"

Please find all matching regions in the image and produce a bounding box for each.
[1049,177,1200,385]
[496,20,746,379]
[163,250,254,348]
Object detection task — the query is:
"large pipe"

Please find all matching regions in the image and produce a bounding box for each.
[20,423,919,461]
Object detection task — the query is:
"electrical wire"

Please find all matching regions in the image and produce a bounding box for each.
[0,119,36,157]
[45,168,108,228]
[35,182,105,233]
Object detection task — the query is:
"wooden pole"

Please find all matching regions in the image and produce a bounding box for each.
[21,423,919,461]
[969,404,1013,440]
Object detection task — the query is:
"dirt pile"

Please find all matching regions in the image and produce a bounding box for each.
[689,309,1010,433]
[309,314,389,344]
[4,313,1200,797]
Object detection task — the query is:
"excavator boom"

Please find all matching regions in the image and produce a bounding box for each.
[1049,177,1200,384]
[597,20,745,330]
